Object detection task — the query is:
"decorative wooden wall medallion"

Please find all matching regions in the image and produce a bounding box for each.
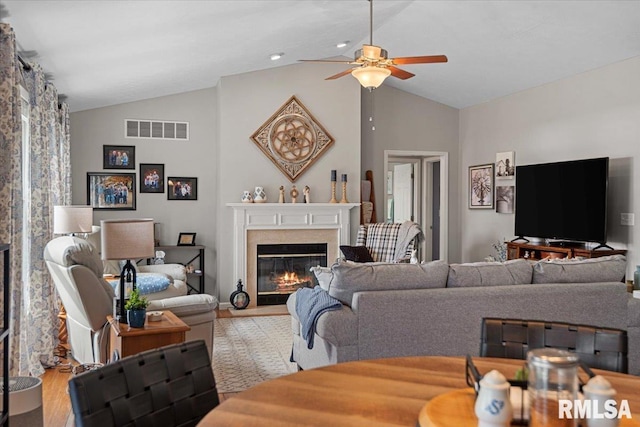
[250,96,334,182]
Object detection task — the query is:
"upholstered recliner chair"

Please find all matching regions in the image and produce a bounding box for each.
[44,236,218,364]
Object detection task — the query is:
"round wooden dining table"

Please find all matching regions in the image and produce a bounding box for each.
[199,356,640,426]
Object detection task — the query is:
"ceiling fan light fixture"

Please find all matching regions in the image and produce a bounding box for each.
[270,53,284,61]
[351,65,391,89]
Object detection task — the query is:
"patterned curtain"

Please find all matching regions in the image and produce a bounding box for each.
[0,23,71,376]
[0,23,25,376]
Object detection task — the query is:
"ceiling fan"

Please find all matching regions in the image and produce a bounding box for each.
[300,0,447,89]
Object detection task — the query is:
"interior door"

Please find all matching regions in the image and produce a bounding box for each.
[392,163,414,223]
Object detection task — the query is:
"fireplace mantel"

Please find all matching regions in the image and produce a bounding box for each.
[227,202,359,308]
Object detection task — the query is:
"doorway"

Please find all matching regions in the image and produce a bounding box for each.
[384,150,448,262]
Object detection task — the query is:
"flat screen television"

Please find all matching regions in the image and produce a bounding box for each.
[514,157,609,245]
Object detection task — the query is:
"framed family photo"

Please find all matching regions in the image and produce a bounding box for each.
[469,164,494,209]
[167,177,197,200]
[103,145,135,169]
[140,163,165,193]
[87,172,136,210]
[177,232,196,246]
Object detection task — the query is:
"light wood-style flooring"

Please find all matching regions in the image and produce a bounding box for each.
[41,307,265,426]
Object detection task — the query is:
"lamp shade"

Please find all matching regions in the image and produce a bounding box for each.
[351,65,391,89]
[53,206,93,234]
[100,219,155,260]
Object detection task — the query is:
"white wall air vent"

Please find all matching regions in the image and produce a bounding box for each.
[125,119,189,140]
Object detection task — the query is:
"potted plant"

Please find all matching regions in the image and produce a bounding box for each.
[124,288,149,328]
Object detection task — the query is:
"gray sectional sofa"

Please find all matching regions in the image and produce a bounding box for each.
[287,255,640,376]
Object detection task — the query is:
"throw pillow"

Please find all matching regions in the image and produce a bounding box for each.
[310,265,333,291]
[340,245,374,263]
[447,259,533,288]
[329,259,449,306]
[106,273,172,296]
[532,254,626,284]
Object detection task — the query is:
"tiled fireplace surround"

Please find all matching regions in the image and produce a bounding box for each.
[228,203,359,308]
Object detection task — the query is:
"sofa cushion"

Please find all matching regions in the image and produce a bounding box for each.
[629,296,640,328]
[340,245,374,263]
[447,259,533,288]
[328,260,449,306]
[532,254,626,284]
[147,293,218,317]
[310,266,333,291]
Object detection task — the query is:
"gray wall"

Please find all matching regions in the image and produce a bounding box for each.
[459,56,640,279]
[71,61,361,303]
[361,85,461,262]
[70,88,218,292]
[216,61,361,302]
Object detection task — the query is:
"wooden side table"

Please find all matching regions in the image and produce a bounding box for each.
[107,310,190,359]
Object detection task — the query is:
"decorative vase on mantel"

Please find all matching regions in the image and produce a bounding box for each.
[241,190,253,203]
[254,186,267,203]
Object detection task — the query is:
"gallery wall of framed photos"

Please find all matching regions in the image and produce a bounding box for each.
[88,143,200,211]
[468,151,515,214]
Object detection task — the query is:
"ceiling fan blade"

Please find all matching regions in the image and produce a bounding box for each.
[300,59,355,64]
[388,66,415,80]
[325,69,355,80]
[392,55,448,65]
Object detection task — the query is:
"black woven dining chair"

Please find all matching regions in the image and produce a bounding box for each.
[68,340,219,427]
[480,318,628,374]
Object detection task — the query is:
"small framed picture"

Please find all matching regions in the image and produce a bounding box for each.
[177,232,196,246]
[103,145,135,169]
[87,172,136,210]
[140,163,164,193]
[469,163,494,209]
[167,177,197,200]
[495,151,515,178]
[496,185,515,214]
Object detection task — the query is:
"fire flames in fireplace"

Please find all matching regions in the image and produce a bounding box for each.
[270,271,312,293]
[257,242,327,305]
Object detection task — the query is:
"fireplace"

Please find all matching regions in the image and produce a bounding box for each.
[228,202,358,309]
[256,243,327,305]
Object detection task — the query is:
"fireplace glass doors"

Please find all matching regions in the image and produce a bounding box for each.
[256,243,327,305]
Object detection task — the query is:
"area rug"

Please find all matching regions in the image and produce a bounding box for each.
[227,305,289,317]
[213,315,297,393]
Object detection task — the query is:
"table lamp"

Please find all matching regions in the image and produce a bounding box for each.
[53,206,93,235]
[100,219,155,322]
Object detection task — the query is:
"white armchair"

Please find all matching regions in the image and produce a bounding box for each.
[44,236,217,364]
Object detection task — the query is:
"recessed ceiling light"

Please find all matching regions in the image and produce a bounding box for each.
[270,53,284,61]
[336,41,349,48]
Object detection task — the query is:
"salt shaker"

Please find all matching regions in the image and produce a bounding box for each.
[582,375,618,427]
[475,370,513,427]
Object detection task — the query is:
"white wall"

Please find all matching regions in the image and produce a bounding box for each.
[70,88,218,291]
[459,57,640,278]
[361,85,461,262]
[216,61,361,303]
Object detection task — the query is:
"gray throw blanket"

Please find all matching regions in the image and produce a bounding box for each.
[394,221,424,261]
[295,286,342,349]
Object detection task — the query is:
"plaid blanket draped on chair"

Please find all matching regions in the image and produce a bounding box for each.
[355,221,423,263]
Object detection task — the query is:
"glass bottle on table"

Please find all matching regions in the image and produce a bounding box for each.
[527,348,579,427]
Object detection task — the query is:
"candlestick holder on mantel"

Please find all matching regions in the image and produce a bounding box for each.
[340,174,349,203]
[329,169,338,203]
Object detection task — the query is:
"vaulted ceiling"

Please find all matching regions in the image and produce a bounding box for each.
[2,1,640,112]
